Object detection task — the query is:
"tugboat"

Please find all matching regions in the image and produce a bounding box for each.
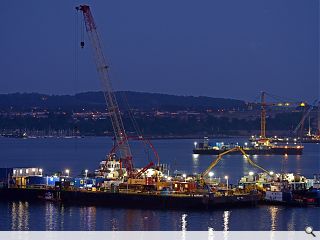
[239,172,320,206]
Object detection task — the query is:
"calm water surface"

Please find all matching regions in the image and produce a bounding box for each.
[0,137,319,231]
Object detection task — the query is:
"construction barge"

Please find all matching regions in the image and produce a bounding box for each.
[193,137,303,155]
[0,160,262,210]
[0,187,259,210]
[0,6,316,211]
[0,5,260,211]
[239,172,320,207]
[194,92,306,156]
[0,148,318,209]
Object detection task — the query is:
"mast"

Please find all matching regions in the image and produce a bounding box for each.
[76,5,134,175]
[307,115,311,136]
[260,91,266,139]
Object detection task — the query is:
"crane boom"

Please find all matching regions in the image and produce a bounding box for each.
[260,91,267,139]
[202,147,270,177]
[76,5,134,174]
[293,99,318,135]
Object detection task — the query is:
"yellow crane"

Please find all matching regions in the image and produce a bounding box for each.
[202,146,270,179]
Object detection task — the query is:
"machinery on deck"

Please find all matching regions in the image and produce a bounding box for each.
[199,147,270,188]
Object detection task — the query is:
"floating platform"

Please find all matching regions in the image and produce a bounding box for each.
[0,188,259,210]
[193,146,303,155]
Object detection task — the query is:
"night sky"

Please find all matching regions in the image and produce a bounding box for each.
[1,0,319,102]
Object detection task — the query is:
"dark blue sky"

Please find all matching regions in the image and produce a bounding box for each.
[1,1,318,102]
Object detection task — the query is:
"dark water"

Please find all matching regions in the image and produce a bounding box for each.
[0,137,319,231]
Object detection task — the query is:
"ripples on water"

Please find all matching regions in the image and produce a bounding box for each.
[0,201,318,231]
[0,137,319,230]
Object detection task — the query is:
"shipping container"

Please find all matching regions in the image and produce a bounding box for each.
[46,176,59,186]
[172,181,197,192]
[26,176,46,186]
[73,178,96,188]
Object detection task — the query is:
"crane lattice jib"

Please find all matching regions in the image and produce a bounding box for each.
[202,147,270,177]
[260,91,267,139]
[293,99,318,134]
[76,5,134,174]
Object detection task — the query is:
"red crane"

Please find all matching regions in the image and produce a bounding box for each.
[76,5,134,175]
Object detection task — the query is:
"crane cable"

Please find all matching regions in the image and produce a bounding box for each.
[74,9,79,92]
[73,9,80,139]
[120,91,156,163]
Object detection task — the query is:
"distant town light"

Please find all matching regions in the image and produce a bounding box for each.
[194,142,197,148]
[224,175,228,180]
[208,172,214,177]
[269,171,274,175]
[249,171,254,176]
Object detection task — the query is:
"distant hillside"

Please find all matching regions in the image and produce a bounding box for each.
[0,91,246,111]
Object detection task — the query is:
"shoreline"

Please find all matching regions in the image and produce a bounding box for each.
[0,134,249,140]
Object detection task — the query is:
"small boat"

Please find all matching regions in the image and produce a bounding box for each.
[38,192,61,203]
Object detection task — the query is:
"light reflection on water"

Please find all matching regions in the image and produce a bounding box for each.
[80,206,96,231]
[223,211,230,231]
[11,201,29,231]
[223,211,230,240]
[2,201,319,231]
[181,213,187,240]
[295,155,302,175]
[0,137,319,230]
[269,206,278,231]
[45,202,57,230]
